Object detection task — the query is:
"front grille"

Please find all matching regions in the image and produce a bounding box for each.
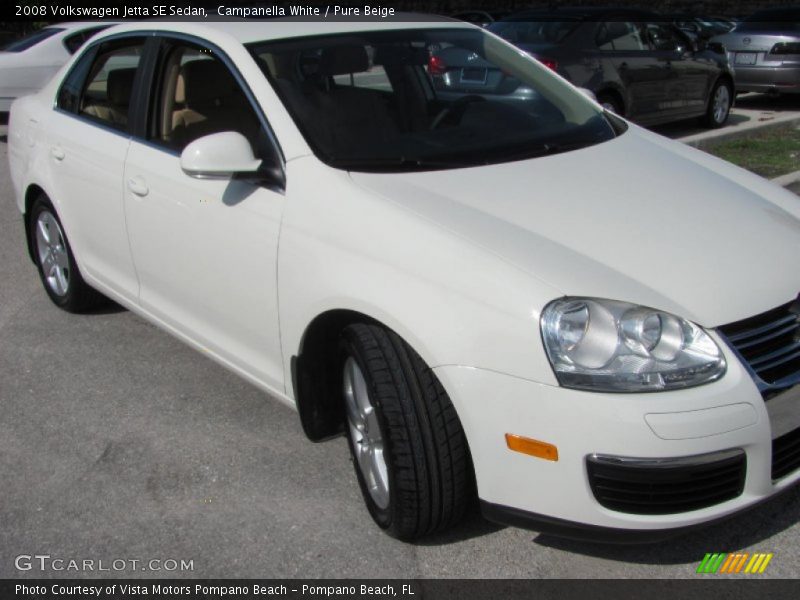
[718,299,800,388]
[586,450,746,515]
[773,426,800,480]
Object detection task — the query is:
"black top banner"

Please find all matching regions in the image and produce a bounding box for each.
[2,0,800,24]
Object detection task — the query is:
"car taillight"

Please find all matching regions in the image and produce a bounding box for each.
[771,42,800,55]
[427,55,447,75]
[534,56,558,71]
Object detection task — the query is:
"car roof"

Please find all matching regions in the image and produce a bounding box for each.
[96,15,471,46]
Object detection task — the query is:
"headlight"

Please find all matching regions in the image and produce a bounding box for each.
[540,298,726,392]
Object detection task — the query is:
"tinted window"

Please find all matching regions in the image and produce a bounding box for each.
[489,20,580,44]
[645,24,686,52]
[250,28,616,172]
[63,27,107,55]
[1,27,62,52]
[148,40,265,154]
[596,22,647,51]
[64,39,144,131]
[736,10,800,33]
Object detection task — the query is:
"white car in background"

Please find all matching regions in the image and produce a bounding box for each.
[0,22,110,112]
[7,20,800,541]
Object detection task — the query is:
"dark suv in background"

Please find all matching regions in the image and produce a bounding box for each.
[487,7,735,127]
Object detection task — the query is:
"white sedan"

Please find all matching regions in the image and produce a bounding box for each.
[7,19,800,541]
[0,22,110,112]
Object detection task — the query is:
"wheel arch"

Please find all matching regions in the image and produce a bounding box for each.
[292,307,446,443]
[23,183,48,263]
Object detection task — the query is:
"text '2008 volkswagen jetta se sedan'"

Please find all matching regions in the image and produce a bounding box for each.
[7,18,800,541]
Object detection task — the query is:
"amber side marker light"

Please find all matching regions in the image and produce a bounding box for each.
[505,434,559,461]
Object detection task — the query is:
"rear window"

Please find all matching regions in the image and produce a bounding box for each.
[737,10,800,32]
[1,27,62,52]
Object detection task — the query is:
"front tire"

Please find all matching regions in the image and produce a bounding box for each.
[704,79,732,128]
[340,323,472,540]
[29,195,106,312]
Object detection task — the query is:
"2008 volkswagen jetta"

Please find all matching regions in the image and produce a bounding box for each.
[7,19,800,541]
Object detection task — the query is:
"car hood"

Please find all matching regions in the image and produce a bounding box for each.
[349,126,800,327]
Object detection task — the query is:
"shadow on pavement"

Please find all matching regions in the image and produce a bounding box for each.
[533,484,800,565]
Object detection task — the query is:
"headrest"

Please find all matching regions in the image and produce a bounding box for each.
[319,45,369,76]
[606,22,633,38]
[373,46,428,67]
[107,68,136,105]
[179,59,237,105]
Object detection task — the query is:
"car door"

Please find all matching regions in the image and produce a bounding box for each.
[593,20,667,121]
[644,22,713,119]
[122,37,286,391]
[47,36,147,300]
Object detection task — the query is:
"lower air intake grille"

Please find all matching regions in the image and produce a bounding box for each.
[773,426,800,481]
[717,299,800,388]
[587,450,746,515]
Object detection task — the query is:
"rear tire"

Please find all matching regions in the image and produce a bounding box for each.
[704,79,732,128]
[29,195,107,312]
[340,323,473,540]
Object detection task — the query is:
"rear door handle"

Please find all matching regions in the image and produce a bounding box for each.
[127,176,149,197]
[50,146,65,161]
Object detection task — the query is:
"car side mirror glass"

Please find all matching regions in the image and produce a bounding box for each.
[180,131,262,179]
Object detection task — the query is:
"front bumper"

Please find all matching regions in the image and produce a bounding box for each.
[434,347,800,535]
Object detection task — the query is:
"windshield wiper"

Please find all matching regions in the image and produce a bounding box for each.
[330,156,481,172]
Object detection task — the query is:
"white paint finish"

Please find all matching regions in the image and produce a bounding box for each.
[433,362,793,530]
[351,127,800,328]
[123,140,286,392]
[44,111,140,300]
[0,23,114,108]
[8,21,800,533]
[645,404,759,440]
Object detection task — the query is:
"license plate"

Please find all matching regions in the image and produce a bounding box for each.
[460,67,487,84]
[735,52,757,65]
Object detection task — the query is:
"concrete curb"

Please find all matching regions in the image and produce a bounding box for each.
[681,114,800,150]
[772,169,800,186]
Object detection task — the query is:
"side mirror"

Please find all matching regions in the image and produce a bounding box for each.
[180,131,262,179]
[577,87,597,102]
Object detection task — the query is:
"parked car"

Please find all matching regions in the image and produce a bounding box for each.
[488,7,735,127]
[8,19,800,541]
[666,14,736,41]
[0,22,111,113]
[712,7,800,96]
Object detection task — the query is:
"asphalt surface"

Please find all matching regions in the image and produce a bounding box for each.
[1,115,800,580]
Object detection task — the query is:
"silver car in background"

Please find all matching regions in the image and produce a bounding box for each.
[713,7,800,96]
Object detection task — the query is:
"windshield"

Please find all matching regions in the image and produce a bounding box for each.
[248,28,617,172]
[1,27,62,52]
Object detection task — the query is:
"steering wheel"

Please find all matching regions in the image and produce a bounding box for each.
[430,95,486,130]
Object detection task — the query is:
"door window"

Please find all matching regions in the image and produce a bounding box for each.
[595,22,647,51]
[645,24,686,52]
[148,41,265,155]
[57,38,144,132]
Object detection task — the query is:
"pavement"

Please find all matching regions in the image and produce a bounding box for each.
[1,102,800,580]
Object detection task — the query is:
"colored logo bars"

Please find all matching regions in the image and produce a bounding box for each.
[697,553,773,574]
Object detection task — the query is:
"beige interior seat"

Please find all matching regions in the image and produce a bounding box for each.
[83,67,136,126]
[171,59,258,147]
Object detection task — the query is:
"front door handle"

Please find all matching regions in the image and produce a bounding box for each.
[127,176,149,197]
[50,146,65,161]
